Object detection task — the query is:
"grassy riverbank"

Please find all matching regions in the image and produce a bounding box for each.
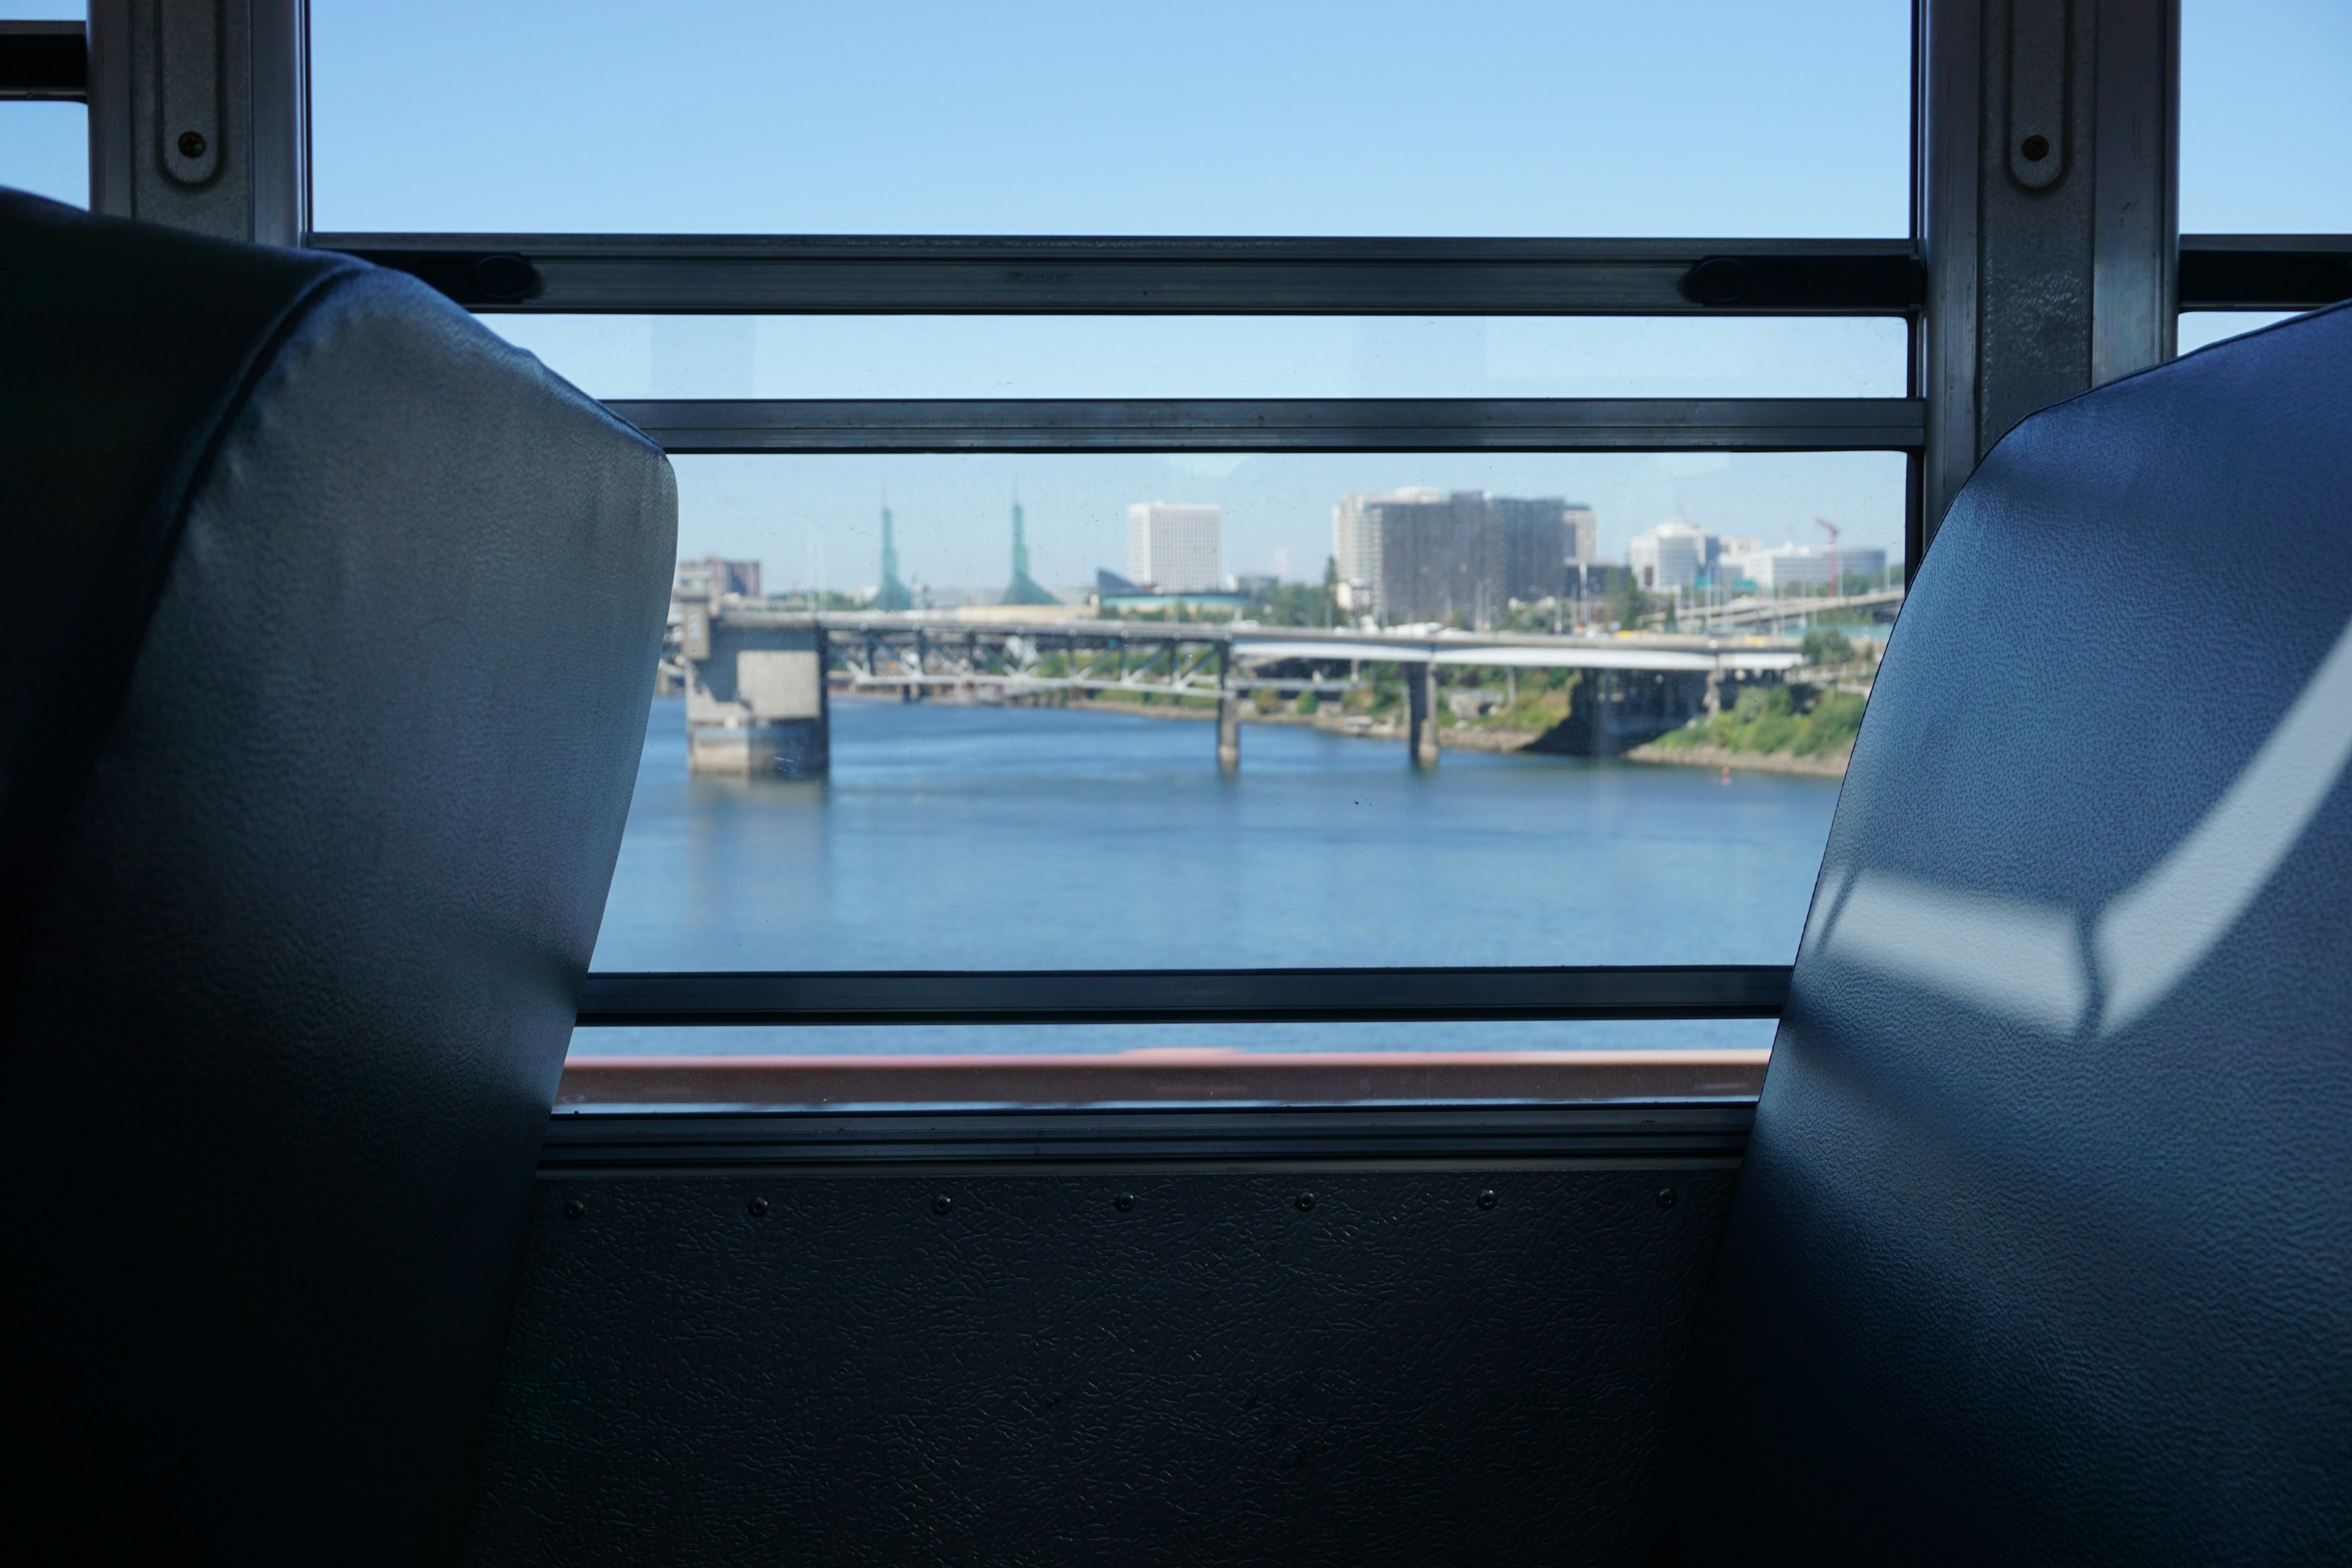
[1634,684,1863,777]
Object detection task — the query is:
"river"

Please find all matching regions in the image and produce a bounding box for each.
[575,696,1841,1055]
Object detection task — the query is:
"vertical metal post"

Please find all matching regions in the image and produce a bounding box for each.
[1917,0,2177,552]
[88,0,309,244]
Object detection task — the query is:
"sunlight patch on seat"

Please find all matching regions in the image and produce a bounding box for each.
[1825,873,2090,1034]
[2093,611,2352,1033]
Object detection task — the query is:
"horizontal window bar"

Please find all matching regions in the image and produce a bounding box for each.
[2178,236,2352,311]
[316,233,1921,315]
[541,1096,1763,1162]
[0,21,83,102]
[321,233,2350,315]
[606,398,1926,454]
[576,965,1793,1028]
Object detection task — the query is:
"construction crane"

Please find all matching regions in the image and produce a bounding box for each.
[1816,518,1841,597]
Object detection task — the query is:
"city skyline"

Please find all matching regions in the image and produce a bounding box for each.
[665,450,1910,601]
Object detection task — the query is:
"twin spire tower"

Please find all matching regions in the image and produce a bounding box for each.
[870,491,1060,610]
[874,502,914,611]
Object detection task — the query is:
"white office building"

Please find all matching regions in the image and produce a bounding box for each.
[1564,504,1599,565]
[1626,518,1717,592]
[1720,541,1890,593]
[1127,502,1223,593]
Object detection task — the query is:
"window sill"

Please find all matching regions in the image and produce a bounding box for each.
[554,1047,1770,1112]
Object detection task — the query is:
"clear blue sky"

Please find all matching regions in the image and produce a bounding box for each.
[2,2,2343,595]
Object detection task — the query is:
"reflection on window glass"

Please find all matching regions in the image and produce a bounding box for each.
[594,451,1902,1021]
[2182,0,2352,232]
[496,315,1910,401]
[0,103,86,209]
[311,0,1909,237]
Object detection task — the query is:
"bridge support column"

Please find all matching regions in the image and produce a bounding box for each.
[685,618,830,778]
[1404,662,1439,767]
[1215,643,1240,769]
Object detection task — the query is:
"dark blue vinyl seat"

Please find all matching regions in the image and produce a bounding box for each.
[1675,301,2352,1563]
[0,190,676,1562]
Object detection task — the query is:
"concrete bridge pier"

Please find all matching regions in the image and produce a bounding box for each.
[1404,661,1439,767]
[1215,644,1240,769]
[684,615,830,778]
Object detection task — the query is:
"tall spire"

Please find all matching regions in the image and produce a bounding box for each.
[875,496,913,611]
[1001,485,1057,606]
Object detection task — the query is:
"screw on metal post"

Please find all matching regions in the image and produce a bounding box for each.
[932,1195,954,1216]
[1477,1189,1498,1210]
[748,1197,769,1216]
[1114,1193,1137,1213]
[177,130,206,158]
[2021,134,2051,162]
[1295,1193,1316,1212]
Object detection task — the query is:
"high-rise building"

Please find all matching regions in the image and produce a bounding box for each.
[1126,502,1222,593]
[1329,490,1585,625]
[1564,505,1599,566]
[1626,518,1717,592]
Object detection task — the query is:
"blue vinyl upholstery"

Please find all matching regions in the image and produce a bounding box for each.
[0,190,676,1562]
[1675,301,2352,1563]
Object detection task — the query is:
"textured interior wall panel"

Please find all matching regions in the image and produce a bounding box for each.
[470,1165,1732,1568]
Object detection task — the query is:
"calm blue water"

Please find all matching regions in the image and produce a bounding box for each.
[576,696,1840,1054]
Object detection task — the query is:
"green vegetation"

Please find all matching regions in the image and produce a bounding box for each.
[1610,573,1652,631]
[1294,688,1319,717]
[1499,669,1577,731]
[1259,575,1331,627]
[1800,627,1856,666]
[1656,684,1866,758]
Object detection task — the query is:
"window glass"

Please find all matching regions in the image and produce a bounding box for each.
[2177,311,2305,356]
[2181,0,2352,232]
[0,102,85,209]
[593,450,1902,1008]
[568,1020,1779,1060]
[496,315,1910,401]
[309,0,1910,238]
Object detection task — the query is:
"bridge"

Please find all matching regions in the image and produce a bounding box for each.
[674,606,1828,776]
[1645,586,1907,633]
